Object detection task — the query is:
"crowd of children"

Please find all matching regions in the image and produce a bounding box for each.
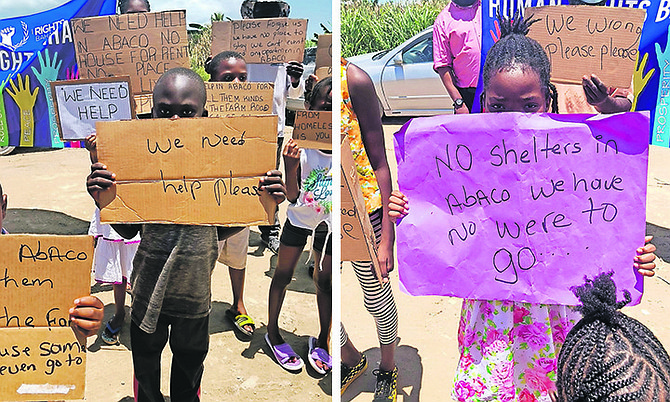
[3,0,670,400]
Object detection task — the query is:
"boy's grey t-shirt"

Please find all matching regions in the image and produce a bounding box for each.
[130,224,218,333]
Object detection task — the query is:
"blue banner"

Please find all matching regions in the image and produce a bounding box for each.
[0,0,116,148]
[476,0,669,146]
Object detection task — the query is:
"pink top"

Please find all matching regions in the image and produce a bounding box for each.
[432,1,482,88]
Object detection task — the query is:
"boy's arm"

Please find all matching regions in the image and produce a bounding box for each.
[347,63,396,283]
[69,296,104,338]
[436,67,469,114]
[260,169,286,205]
[87,162,116,209]
[582,74,632,114]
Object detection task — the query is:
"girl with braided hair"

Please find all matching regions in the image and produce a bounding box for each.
[556,272,670,401]
[389,12,656,402]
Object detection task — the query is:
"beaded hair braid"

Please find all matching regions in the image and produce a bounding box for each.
[204,51,246,76]
[481,12,559,113]
[306,76,332,109]
[117,0,150,14]
[556,272,670,401]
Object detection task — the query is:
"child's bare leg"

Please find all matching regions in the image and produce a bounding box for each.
[228,267,252,333]
[341,336,363,368]
[110,278,127,328]
[313,250,331,349]
[267,244,302,346]
[312,249,332,372]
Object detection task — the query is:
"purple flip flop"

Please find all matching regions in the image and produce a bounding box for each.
[308,336,332,375]
[265,333,304,371]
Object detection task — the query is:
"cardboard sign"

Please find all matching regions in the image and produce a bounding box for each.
[0,327,86,401]
[204,82,274,117]
[211,18,307,64]
[341,137,381,282]
[134,94,153,115]
[395,112,649,305]
[526,5,645,87]
[96,116,279,225]
[0,235,92,401]
[0,235,93,328]
[315,34,332,78]
[292,110,332,149]
[71,10,189,95]
[51,77,135,141]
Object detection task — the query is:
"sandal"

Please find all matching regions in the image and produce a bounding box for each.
[264,333,304,371]
[101,316,122,345]
[226,309,255,337]
[308,336,332,375]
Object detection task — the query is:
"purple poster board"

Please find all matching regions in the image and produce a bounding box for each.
[394,112,648,305]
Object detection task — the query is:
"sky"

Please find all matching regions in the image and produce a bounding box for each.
[0,0,332,37]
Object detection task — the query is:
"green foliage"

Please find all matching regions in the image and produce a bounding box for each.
[189,24,212,77]
[341,0,450,58]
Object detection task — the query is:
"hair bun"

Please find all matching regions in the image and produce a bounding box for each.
[572,272,631,323]
[497,11,540,39]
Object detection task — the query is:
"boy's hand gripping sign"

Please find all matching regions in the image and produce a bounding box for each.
[394,112,649,305]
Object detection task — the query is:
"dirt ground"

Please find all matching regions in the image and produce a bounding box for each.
[0,145,332,402]
[341,120,670,402]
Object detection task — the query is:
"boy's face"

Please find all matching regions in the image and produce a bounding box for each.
[211,58,247,83]
[124,0,149,13]
[152,75,206,119]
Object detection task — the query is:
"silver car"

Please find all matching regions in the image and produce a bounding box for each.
[347,26,453,117]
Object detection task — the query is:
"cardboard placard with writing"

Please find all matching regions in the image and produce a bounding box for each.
[211,18,307,64]
[134,94,153,115]
[51,77,135,141]
[315,34,332,78]
[292,110,332,150]
[71,11,189,95]
[0,327,86,401]
[526,5,645,87]
[96,115,278,225]
[341,137,381,283]
[0,234,93,401]
[0,235,93,328]
[205,82,274,117]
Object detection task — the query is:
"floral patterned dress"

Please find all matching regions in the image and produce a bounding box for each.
[453,300,581,402]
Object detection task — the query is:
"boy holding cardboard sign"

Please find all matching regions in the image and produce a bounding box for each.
[86,67,286,402]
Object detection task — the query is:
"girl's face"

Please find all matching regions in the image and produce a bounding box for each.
[308,87,332,111]
[210,58,247,83]
[484,67,549,113]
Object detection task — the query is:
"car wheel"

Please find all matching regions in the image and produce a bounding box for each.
[0,145,14,156]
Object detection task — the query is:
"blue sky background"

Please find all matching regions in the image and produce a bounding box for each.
[0,0,332,37]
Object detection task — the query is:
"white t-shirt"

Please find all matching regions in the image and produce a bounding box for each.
[287,149,332,230]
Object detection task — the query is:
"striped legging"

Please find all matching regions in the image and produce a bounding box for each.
[341,208,398,346]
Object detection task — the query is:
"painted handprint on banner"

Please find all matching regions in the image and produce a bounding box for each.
[632,52,654,112]
[0,76,10,147]
[6,74,39,147]
[0,27,15,48]
[31,49,63,147]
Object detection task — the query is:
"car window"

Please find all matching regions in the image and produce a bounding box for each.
[401,36,433,64]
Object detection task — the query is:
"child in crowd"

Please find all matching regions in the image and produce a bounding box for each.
[0,182,104,338]
[203,51,254,338]
[265,77,332,374]
[341,58,399,402]
[86,67,286,402]
[82,0,150,347]
[389,14,657,402]
[555,272,670,401]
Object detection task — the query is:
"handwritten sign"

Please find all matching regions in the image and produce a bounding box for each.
[0,328,86,401]
[134,94,153,115]
[96,116,278,225]
[211,18,307,64]
[394,112,649,305]
[51,77,135,141]
[526,5,645,87]
[0,234,93,401]
[0,235,92,328]
[292,110,332,149]
[315,34,332,78]
[204,82,274,117]
[341,137,381,282]
[71,10,189,94]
